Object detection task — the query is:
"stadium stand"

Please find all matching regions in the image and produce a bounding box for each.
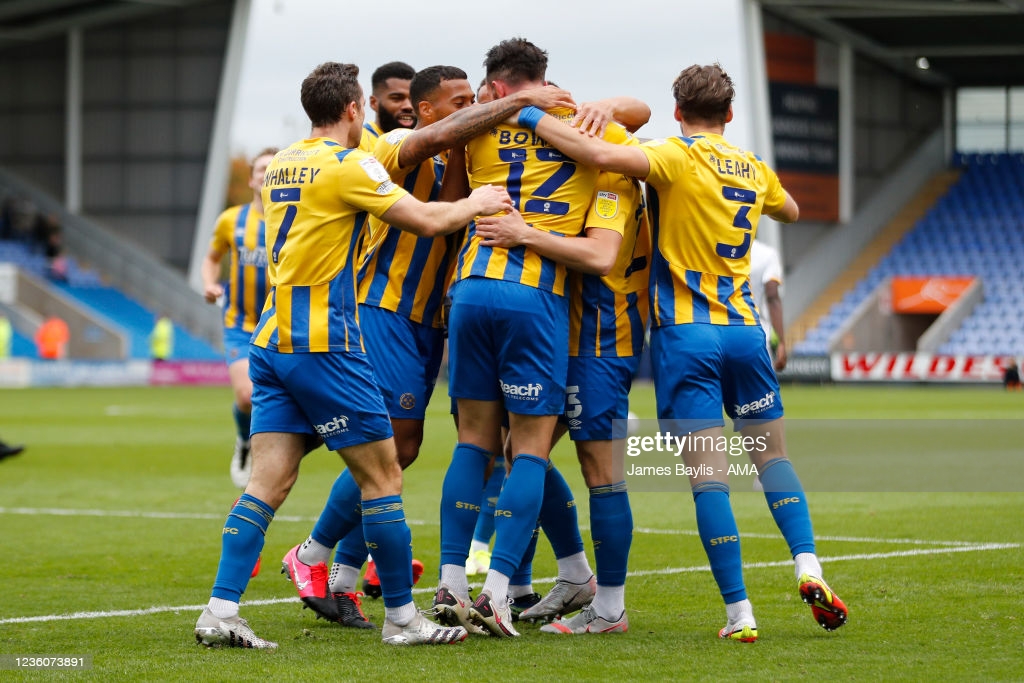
[794,153,1024,356]
[8,326,34,357]
[0,239,219,360]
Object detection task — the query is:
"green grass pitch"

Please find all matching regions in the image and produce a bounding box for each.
[0,383,1021,681]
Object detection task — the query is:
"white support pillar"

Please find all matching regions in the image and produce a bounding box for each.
[744,0,781,254]
[838,42,854,224]
[65,27,82,214]
[188,0,251,291]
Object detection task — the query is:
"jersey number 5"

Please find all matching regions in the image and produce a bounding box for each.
[716,186,756,260]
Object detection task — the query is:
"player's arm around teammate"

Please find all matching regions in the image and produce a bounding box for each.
[571,96,651,135]
[475,207,621,276]
[522,102,804,229]
[378,185,510,238]
[393,84,574,170]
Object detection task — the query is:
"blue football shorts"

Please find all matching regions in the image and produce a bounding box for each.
[651,323,783,432]
[561,355,639,441]
[223,327,253,366]
[248,345,393,450]
[358,304,444,421]
[447,277,568,416]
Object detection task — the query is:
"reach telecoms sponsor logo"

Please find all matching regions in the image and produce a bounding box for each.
[314,415,350,437]
[499,378,542,401]
[238,246,268,268]
[734,391,776,417]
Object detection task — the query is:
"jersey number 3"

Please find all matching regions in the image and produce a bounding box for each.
[716,186,756,260]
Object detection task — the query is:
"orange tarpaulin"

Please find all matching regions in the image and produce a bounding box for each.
[892,276,975,314]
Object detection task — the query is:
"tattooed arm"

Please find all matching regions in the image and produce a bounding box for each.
[395,85,575,169]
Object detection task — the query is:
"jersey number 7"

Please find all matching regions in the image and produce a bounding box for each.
[500,148,575,216]
[268,188,300,264]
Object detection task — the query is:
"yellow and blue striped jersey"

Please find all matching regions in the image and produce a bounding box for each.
[454,109,631,296]
[357,128,458,328]
[209,203,268,333]
[252,138,408,353]
[641,133,787,327]
[358,122,384,153]
[351,122,389,264]
[570,172,651,358]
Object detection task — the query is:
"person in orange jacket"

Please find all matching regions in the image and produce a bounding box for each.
[35,316,69,360]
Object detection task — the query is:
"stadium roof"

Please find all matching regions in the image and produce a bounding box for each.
[0,0,214,49]
[4,1,1024,88]
[761,0,1024,87]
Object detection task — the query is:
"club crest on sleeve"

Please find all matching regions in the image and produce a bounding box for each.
[359,157,391,183]
[595,191,619,219]
[385,129,411,145]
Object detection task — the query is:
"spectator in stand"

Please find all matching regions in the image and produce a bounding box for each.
[35,316,69,360]
[47,254,68,283]
[40,214,68,282]
[0,313,11,359]
[32,212,50,255]
[150,313,174,362]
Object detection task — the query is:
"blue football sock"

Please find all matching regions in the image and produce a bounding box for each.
[472,456,505,544]
[361,495,413,608]
[590,482,632,587]
[539,462,585,559]
[489,454,547,577]
[440,443,491,566]
[311,469,362,548]
[232,404,251,442]
[333,527,367,569]
[212,494,274,601]
[510,523,539,587]
[693,482,746,604]
[760,457,816,556]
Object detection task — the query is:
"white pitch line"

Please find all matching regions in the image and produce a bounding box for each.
[626,528,978,548]
[103,405,210,418]
[625,542,1020,577]
[0,542,1015,626]
[0,507,426,526]
[0,507,983,547]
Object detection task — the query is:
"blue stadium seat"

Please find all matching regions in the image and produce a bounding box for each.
[53,283,220,360]
[0,239,217,360]
[799,153,1024,355]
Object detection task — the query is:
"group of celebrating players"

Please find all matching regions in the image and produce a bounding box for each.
[194,36,847,649]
